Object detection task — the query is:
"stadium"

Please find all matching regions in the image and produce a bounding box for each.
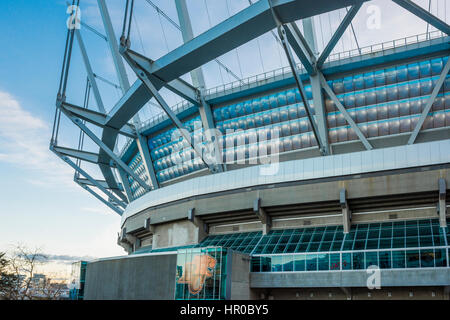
[52,0,450,300]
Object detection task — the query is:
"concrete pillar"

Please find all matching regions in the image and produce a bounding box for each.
[187,208,209,243]
[254,198,271,235]
[340,189,352,233]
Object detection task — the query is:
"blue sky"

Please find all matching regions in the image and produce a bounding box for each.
[0,0,447,275]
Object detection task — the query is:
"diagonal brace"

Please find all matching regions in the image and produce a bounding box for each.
[59,106,152,192]
[319,72,373,150]
[408,57,450,145]
[317,4,362,68]
[392,0,450,35]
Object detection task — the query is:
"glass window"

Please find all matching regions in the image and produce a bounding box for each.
[263,244,275,254]
[330,253,340,270]
[419,236,433,247]
[393,228,405,238]
[379,238,392,249]
[251,257,261,272]
[285,243,297,253]
[296,243,308,252]
[294,255,305,271]
[366,239,379,249]
[420,249,434,268]
[319,241,332,251]
[354,240,366,250]
[392,250,405,268]
[305,254,318,271]
[261,257,271,272]
[406,250,420,268]
[379,251,391,269]
[318,254,330,271]
[365,252,378,268]
[331,240,343,251]
[342,253,352,270]
[405,236,419,248]
[435,249,447,267]
[283,255,294,272]
[307,242,320,252]
[352,252,365,270]
[342,240,354,250]
[271,256,283,272]
[392,237,405,248]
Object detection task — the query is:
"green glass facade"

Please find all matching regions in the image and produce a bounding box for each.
[69,261,87,300]
[175,247,228,300]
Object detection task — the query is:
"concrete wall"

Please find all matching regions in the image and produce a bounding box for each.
[84,254,177,300]
[251,286,450,300]
[229,251,256,300]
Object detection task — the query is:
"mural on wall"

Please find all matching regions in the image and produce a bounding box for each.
[175,247,227,300]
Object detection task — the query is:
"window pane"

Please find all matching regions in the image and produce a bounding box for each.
[342,253,352,270]
[352,252,365,270]
[294,255,305,271]
[251,257,261,272]
[305,254,317,271]
[283,255,294,271]
[435,249,447,267]
[331,240,343,251]
[365,252,378,268]
[406,250,420,268]
[379,238,392,249]
[366,239,379,249]
[354,240,365,250]
[271,256,283,272]
[420,249,434,268]
[419,236,433,247]
[392,237,405,248]
[318,254,329,271]
[392,250,405,268]
[379,251,391,269]
[406,236,419,248]
[330,253,340,270]
[261,257,271,272]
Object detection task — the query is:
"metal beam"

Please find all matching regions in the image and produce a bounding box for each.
[74,30,106,113]
[75,177,123,191]
[408,57,450,144]
[136,133,160,189]
[148,0,368,83]
[275,22,327,155]
[302,17,330,155]
[319,72,373,150]
[284,22,315,75]
[106,80,153,129]
[117,167,134,202]
[76,180,123,215]
[97,0,130,93]
[125,49,200,105]
[317,4,362,68]
[392,0,450,35]
[121,49,216,171]
[61,101,136,138]
[175,0,207,87]
[51,148,127,208]
[175,0,225,173]
[51,145,99,164]
[63,111,152,191]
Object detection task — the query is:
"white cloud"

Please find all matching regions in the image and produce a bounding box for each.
[0,91,74,188]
